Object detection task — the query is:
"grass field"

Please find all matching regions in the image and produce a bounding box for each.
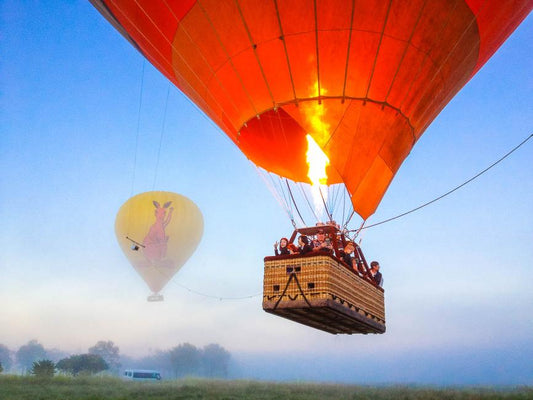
[0,375,532,400]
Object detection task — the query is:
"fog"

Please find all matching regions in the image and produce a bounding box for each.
[2,336,532,385]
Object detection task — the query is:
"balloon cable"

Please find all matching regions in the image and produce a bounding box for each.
[276,175,296,225]
[150,265,261,300]
[173,281,262,301]
[298,183,321,222]
[152,82,171,189]
[286,179,306,227]
[130,60,145,198]
[344,209,356,230]
[318,186,333,222]
[361,132,533,230]
[255,168,295,227]
[125,60,145,237]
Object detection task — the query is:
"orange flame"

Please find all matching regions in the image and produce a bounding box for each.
[303,85,330,217]
[306,134,329,187]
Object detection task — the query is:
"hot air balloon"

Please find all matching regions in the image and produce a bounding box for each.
[93,1,530,332]
[115,191,203,301]
[90,0,530,221]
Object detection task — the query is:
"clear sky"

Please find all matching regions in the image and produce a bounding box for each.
[1,1,532,385]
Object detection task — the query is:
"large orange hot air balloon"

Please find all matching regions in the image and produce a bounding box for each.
[91,0,531,222]
[115,191,203,301]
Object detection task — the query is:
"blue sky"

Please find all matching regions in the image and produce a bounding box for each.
[1,1,532,384]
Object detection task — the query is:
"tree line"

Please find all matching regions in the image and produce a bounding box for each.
[0,340,231,379]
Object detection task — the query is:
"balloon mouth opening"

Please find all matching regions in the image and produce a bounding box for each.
[238,106,343,186]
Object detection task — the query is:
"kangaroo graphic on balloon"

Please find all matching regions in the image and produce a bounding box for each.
[142,200,174,265]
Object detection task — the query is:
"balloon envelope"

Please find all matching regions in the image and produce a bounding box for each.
[115,191,203,294]
[93,0,531,219]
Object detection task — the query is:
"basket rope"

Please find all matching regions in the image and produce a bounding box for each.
[273,272,312,309]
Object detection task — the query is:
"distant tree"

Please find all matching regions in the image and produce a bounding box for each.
[169,343,201,378]
[46,348,70,363]
[16,340,47,373]
[201,344,231,378]
[56,354,108,376]
[56,357,75,375]
[0,344,12,371]
[88,340,121,373]
[0,361,3,374]
[30,360,55,379]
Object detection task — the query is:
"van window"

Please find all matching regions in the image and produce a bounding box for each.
[123,369,161,381]
[133,372,160,379]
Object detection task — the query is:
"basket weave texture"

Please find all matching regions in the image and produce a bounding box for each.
[263,254,385,324]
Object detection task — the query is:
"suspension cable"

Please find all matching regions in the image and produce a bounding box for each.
[130,60,145,197]
[276,174,294,219]
[319,186,333,222]
[344,209,356,230]
[286,179,305,227]
[255,168,294,224]
[298,182,321,222]
[173,281,262,301]
[152,81,171,189]
[144,260,262,301]
[360,132,533,230]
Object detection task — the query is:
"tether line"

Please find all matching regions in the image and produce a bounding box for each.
[130,59,145,197]
[152,81,171,190]
[360,132,533,230]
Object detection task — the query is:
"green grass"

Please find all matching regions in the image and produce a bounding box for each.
[0,375,531,400]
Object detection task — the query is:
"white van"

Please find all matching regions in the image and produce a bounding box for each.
[123,369,162,381]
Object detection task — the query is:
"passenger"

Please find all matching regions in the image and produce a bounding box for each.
[312,229,333,253]
[338,241,357,272]
[297,235,313,254]
[369,261,383,287]
[273,237,290,256]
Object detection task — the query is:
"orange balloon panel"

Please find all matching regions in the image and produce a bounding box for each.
[92,0,531,219]
[115,191,203,294]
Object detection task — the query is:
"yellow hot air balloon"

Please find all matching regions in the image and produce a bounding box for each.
[115,191,203,301]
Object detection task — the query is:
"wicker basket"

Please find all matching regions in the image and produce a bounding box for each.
[263,253,386,334]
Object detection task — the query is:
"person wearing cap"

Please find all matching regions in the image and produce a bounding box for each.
[369,261,383,287]
[312,229,333,254]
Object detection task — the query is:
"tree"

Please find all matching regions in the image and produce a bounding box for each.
[16,340,47,373]
[30,360,55,379]
[88,340,121,373]
[0,361,3,374]
[46,348,70,363]
[201,344,231,378]
[0,344,12,371]
[56,354,108,376]
[169,343,201,378]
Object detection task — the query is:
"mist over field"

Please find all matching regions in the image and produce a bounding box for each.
[232,344,533,385]
[2,337,532,386]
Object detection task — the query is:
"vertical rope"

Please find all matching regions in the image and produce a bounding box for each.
[152,82,171,190]
[286,179,305,227]
[319,186,333,222]
[126,59,146,237]
[298,183,321,222]
[130,59,145,197]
